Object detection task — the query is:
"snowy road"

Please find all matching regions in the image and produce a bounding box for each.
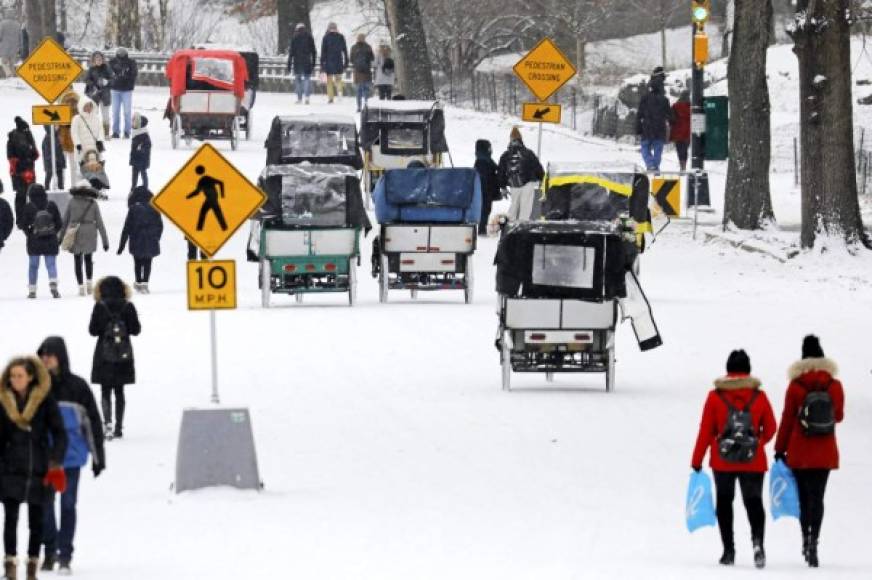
[0,81,869,578]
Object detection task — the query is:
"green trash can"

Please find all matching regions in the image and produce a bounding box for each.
[704,96,729,161]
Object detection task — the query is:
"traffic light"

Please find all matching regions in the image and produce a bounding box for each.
[692,0,711,25]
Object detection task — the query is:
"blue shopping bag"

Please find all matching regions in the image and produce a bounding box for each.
[770,459,801,520]
[686,470,717,532]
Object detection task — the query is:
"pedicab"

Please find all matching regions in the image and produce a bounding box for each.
[263,115,362,168]
[360,100,448,199]
[495,168,661,392]
[253,163,371,307]
[164,49,250,150]
[372,167,481,304]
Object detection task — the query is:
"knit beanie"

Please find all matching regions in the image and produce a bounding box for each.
[509,126,522,142]
[802,335,824,359]
[726,349,751,375]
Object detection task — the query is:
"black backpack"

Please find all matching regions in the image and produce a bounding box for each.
[507,149,526,188]
[101,309,133,363]
[799,385,835,436]
[717,391,760,464]
[382,57,395,74]
[31,208,56,238]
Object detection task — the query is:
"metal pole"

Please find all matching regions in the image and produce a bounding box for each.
[210,309,220,404]
[537,122,543,159]
[690,22,709,207]
[48,124,56,190]
[693,169,700,240]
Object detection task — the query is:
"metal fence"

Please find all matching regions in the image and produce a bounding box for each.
[789,126,872,195]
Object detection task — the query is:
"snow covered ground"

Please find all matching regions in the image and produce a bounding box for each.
[0,79,870,579]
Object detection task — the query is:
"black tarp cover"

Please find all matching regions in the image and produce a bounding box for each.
[257,163,371,233]
[264,116,362,169]
[540,172,650,226]
[359,102,448,154]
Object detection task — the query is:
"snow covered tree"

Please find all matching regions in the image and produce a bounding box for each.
[790,0,871,248]
[117,0,142,48]
[385,0,435,99]
[723,0,774,230]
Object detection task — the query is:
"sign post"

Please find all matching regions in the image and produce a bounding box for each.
[513,38,577,158]
[689,0,712,207]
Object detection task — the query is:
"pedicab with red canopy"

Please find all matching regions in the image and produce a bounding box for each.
[164,49,249,150]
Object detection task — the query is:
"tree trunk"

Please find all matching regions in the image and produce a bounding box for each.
[25,0,42,45]
[40,0,57,40]
[793,0,870,248]
[105,0,118,46]
[660,24,667,68]
[158,0,168,51]
[385,0,435,99]
[278,0,311,55]
[723,0,774,229]
[117,0,142,49]
[58,0,68,34]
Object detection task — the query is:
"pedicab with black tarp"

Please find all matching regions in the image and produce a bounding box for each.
[495,169,661,392]
[263,115,362,168]
[372,167,481,304]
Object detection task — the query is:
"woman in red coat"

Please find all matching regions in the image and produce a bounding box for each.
[670,90,691,171]
[774,335,844,568]
[691,350,777,568]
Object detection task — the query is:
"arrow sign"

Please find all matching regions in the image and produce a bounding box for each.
[31,104,73,126]
[532,107,551,120]
[522,102,562,124]
[43,108,61,122]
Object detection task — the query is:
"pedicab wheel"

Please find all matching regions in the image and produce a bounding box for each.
[464,254,474,304]
[500,331,512,392]
[410,289,418,300]
[171,115,180,150]
[245,112,252,141]
[230,118,240,151]
[378,254,389,303]
[605,331,616,393]
[260,258,271,308]
[348,258,357,306]
[295,292,304,304]
[545,372,554,383]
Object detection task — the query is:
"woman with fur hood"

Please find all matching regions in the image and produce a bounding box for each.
[691,350,777,569]
[0,356,67,580]
[70,97,105,169]
[774,335,844,568]
[57,181,109,296]
[57,91,81,186]
[89,276,141,440]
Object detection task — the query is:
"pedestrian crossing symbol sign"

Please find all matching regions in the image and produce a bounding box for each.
[152,143,266,257]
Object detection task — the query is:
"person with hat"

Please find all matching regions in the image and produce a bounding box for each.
[474,139,500,235]
[691,349,777,568]
[497,127,543,222]
[320,22,348,104]
[350,33,375,112]
[7,116,39,224]
[84,51,114,138]
[774,335,844,568]
[19,183,62,299]
[636,66,674,172]
[288,23,317,104]
[670,89,691,172]
[108,47,138,139]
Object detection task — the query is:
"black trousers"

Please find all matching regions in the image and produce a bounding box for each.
[134,257,152,283]
[794,469,830,539]
[101,384,125,431]
[73,253,94,285]
[3,500,44,557]
[377,85,392,100]
[131,167,148,189]
[675,141,690,167]
[187,239,205,261]
[44,166,64,190]
[479,198,493,235]
[713,471,766,549]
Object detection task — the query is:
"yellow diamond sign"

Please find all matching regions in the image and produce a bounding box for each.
[152,144,266,257]
[17,37,83,103]
[513,38,577,102]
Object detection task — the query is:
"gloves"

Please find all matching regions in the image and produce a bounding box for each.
[76,144,82,151]
[116,247,123,255]
[103,243,110,252]
[775,452,787,463]
[96,141,105,153]
[44,467,67,493]
[691,465,702,473]
[92,463,104,478]
[8,158,17,175]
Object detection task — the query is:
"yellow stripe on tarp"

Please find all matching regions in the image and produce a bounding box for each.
[636,222,653,234]
[546,175,634,197]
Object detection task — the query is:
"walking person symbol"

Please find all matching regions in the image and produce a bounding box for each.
[186,165,228,231]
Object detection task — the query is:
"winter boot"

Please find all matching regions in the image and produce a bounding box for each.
[49,281,60,299]
[27,286,36,299]
[4,556,17,580]
[86,280,93,294]
[39,554,54,571]
[807,536,819,568]
[803,532,810,563]
[25,557,37,580]
[78,285,86,297]
[103,422,114,441]
[141,283,150,295]
[718,547,735,566]
[56,560,70,576]
[753,541,766,569]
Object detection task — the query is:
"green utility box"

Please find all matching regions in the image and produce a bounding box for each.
[704,96,729,161]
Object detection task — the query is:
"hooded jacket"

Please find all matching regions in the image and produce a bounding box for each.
[85,53,114,106]
[774,357,844,470]
[474,139,500,203]
[288,27,317,76]
[109,52,138,91]
[129,114,151,169]
[691,374,777,473]
[89,276,141,386]
[57,91,81,154]
[0,196,12,248]
[636,77,674,141]
[497,139,544,189]
[37,337,105,471]
[71,97,106,157]
[59,183,109,255]
[0,356,67,503]
[20,183,62,256]
[320,30,348,75]
[7,116,39,176]
[119,187,163,258]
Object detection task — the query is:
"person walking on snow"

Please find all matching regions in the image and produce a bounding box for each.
[70,97,105,171]
[129,113,151,189]
[108,48,137,139]
[0,356,67,580]
[670,89,691,172]
[691,350,777,569]
[40,126,64,190]
[288,23,316,105]
[0,185,12,251]
[321,22,348,104]
[57,91,81,186]
[84,51,113,139]
[774,335,844,568]
[373,43,396,101]
[36,337,105,575]
[497,127,544,222]
[636,66,674,172]
[7,116,39,224]
[89,276,140,440]
[58,181,109,296]
[19,184,62,299]
[474,139,500,236]
[118,186,163,294]
[350,33,375,112]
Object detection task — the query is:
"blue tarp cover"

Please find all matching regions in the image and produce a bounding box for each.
[374,168,481,224]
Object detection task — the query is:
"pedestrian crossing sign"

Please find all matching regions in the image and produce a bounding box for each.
[17,37,83,104]
[152,143,266,257]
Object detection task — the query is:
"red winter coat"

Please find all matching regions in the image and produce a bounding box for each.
[774,358,844,470]
[692,375,777,473]
[670,101,691,143]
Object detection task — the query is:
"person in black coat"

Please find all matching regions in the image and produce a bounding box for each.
[118,187,163,293]
[497,127,544,222]
[474,139,500,236]
[636,67,674,172]
[321,22,348,103]
[0,356,67,577]
[41,126,65,190]
[0,189,12,252]
[129,113,151,189]
[7,116,39,223]
[288,23,317,104]
[37,336,105,573]
[19,184,62,299]
[89,276,140,439]
[108,48,138,138]
[84,51,113,137]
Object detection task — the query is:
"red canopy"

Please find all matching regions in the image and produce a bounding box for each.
[165,50,249,99]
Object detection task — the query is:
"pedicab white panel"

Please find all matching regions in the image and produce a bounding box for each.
[505,299,562,329]
[265,230,308,256]
[208,92,238,114]
[428,225,475,253]
[311,229,356,255]
[561,300,616,329]
[398,252,457,272]
[179,92,209,113]
[384,225,430,252]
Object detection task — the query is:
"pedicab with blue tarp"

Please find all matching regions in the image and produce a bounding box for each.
[372,167,481,304]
